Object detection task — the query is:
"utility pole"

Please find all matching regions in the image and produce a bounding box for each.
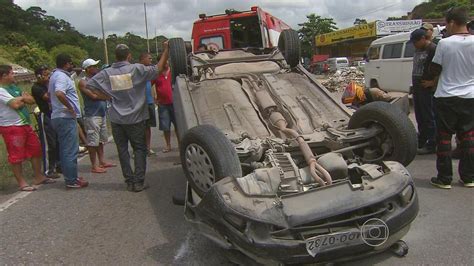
[99,0,109,64]
[155,28,158,58]
[144,2,150,53]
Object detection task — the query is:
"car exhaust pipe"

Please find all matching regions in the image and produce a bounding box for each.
[269,112,332,186]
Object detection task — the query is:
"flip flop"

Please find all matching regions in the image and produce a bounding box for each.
[91,168,107,174]
[100,162,117,168]
[162,148,171,153]
[19,185,37,192]
[33,178,56,185]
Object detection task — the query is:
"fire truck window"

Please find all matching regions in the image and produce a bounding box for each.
[200,36,224,49]
[230,16,263,48]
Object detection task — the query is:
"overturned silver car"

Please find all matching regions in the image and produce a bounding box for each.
[169,30,419,264]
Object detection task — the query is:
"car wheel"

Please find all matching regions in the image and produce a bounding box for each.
[278,29,300,68]
[348,102,417,166]
[169,37,188,83]
[180,125,242,197]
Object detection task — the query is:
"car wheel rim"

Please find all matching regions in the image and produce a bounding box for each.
[185,144,216,192]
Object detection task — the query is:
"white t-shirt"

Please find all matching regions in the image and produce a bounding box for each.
[432,34,474,98]
[0,87,26,126]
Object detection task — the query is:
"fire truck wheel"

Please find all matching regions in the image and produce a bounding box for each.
[169,38,188,83]
[278,29,301,68]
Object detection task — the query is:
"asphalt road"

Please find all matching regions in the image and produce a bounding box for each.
[1,128,473,265]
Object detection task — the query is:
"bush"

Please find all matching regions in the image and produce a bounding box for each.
[14,42,53,70]
[49,44,88,67]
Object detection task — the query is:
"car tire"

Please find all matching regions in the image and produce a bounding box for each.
[169,37,188,83]
[278,29,300,68]
[348,102,417,166]
[180,125,242,197]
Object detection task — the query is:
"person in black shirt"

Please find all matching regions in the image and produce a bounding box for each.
[410,29,437,155]
[31,66,60,178]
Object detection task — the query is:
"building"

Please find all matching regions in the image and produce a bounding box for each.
[315,20,422,59]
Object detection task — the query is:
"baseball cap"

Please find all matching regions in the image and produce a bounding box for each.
[409,29,427,42]
[115,44,129,51]
[82,58,100,69]
[421,23,434,31]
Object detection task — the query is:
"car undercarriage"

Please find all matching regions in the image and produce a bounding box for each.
[168,30,419,264]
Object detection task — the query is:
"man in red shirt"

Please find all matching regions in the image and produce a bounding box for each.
[153,59,177,152]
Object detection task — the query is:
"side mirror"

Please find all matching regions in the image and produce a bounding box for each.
[363,53,369,62]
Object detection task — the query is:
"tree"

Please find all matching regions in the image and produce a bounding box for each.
[353,18,368,25]
[14,42,53,70]
[49,44,88,67]
[298,14,338,58]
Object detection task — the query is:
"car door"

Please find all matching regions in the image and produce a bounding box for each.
[379,42,403,92]
[364,45,382,87]
[399,41,415,93]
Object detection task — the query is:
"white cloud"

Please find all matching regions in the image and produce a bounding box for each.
[14,0,424,38]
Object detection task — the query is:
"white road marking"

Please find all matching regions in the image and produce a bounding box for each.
[0,136,114,212]
[173,232,191,262]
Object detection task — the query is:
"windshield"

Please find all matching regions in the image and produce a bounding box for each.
[230,16,263,48]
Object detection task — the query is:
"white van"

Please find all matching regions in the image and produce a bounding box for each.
[327,57,349,72]
[364,27,443,93]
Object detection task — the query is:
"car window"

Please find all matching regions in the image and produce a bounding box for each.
[368,46,381,60]
[337,59,348,64]
[382,43,403,59]
[200,36,224,49]
[404,42,415,58]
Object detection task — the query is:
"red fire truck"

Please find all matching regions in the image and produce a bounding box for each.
[191,6,291,51]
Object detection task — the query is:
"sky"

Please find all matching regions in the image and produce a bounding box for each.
[14,0,425,39]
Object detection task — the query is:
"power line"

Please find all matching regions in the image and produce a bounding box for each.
[338,2,403,22]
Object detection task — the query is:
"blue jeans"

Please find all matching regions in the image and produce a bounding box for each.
[412,78,436,147]
[52,118,79,185]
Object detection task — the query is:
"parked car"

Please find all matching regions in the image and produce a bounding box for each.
[169,29,418,264]
[327,57,349,72]
[364,27,444,93]
[310,60,330,74]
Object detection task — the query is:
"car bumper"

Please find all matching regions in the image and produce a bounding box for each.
[185,166,419,264]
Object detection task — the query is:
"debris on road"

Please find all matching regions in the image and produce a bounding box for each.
[321,67,365,92]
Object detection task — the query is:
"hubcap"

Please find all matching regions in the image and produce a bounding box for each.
[185,144,216,192]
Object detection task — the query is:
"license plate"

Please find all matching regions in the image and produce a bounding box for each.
[305,230,362,257]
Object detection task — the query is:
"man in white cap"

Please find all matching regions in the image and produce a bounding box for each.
[78,58,116,174]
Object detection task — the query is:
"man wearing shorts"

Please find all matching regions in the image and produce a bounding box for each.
[153,59,177,153]
[78,58,116,173]
[0,65,54,191]
[139,53,157,156]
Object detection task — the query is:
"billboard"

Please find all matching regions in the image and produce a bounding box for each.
[316,22,376,46]
[376,20,422,35]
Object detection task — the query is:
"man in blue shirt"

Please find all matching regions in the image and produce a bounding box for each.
[139,52,157,156]
[49,54,88,189]
[78,58,116,174]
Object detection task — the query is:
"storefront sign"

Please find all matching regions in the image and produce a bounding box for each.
[376,20,422,35]
[316,22,376,46]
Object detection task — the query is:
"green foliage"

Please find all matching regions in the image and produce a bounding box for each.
[3,32,29,47]
[50,44,88,67]
[353,18,368,25]
[298,14,338,58]
[0,1,168,67]
[14,43,53,70]
[411,0,473,19]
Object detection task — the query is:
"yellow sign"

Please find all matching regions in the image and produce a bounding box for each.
[316,22,376,46]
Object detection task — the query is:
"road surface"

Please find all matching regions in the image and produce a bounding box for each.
[0,128,472,265]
